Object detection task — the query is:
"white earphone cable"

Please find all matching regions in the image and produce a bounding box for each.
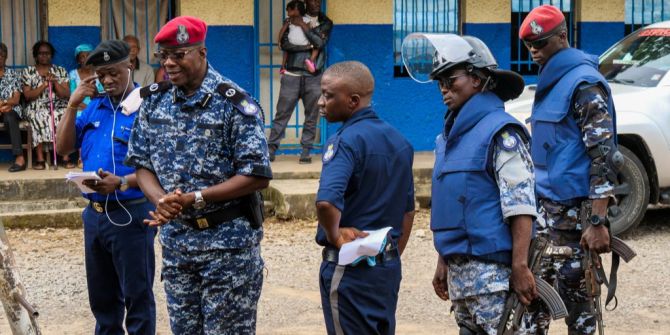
[104,68,133,227]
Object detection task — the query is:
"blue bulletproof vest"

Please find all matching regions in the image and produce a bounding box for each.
[531,48,615,202]
[431,92,526,265]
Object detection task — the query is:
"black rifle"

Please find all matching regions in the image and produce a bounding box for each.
[580,201,637,335]
[583,235,637,335]
[497,237,571,335]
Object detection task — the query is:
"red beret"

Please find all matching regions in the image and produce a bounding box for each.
[154,16,207,47]
[519,5,565,41]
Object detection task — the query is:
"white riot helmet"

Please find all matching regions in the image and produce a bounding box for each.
[401,33,524,101]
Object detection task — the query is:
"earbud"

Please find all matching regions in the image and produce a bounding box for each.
[128,68,131,75]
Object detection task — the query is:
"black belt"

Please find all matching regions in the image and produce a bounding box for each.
[181,205,246,230]
[322,243,399,265]
[89,197,147,213]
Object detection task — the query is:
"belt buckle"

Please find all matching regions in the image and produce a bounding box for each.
[92,202,104,213]
[196,217,209,229]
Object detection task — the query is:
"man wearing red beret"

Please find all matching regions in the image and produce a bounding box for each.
[519,5,622,335]
[125,16,272,334]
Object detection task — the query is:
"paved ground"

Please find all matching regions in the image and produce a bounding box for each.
[0,207,668,334]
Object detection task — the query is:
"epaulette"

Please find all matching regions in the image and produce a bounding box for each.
[217,83,262,117]
[140,80,173,98]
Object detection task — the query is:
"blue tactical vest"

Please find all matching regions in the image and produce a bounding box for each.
[431,92,526,265]
[531,48,615,202]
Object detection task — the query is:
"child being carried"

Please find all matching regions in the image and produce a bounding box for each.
[278,0,319,74]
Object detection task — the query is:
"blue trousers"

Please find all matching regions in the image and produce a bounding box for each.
[82,200,157,335]
[319,257,402,335]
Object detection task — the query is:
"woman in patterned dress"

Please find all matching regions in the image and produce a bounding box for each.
[0,42,27,172]
[22,41,72,169]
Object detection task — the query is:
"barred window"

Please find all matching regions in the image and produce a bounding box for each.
[625,0,670,35]
[511,0,574,75]
[394,0,459,77]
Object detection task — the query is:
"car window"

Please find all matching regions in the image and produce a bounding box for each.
[600,28,670,87]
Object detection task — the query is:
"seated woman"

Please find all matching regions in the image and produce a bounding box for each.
[0,42,27,172]
[22,41,72,169]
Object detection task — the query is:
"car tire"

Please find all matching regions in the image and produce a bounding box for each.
[609,146,650,235]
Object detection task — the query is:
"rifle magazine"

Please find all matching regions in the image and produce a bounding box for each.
[536,278,568,320]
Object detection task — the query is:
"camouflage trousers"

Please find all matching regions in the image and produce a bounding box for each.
[447,256,512,335]
[520,200,596,335]
[452,291,509,335]
[162,244,264,335]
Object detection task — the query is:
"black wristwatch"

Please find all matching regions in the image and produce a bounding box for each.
[589,214,608,228]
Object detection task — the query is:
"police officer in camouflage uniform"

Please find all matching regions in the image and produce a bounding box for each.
[518,5,620,335]
[403,33,538,335]
[125,16,272,334]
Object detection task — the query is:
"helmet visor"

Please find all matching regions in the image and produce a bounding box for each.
[401,33,474,83]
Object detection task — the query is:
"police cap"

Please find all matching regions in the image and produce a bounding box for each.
[85,40,130,66]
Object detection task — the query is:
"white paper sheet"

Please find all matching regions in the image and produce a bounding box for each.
[65,172,101,194]
[337,227,393,266]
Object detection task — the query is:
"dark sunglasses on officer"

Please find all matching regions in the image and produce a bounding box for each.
[523,29,565,50]
[154,47,200,62]
[437,73,469,90]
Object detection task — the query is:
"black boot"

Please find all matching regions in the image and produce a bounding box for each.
[299,148,311,164]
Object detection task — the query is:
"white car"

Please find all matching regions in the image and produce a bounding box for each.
[506,21,670,235]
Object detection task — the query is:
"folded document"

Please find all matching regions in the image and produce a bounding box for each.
[338,227,393,266]
[65,171,101,194]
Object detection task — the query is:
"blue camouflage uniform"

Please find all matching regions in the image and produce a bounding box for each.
[75,89,157,334]
[316,106,415,335]
[431,92,537,335]
[125,65,272,334]
[520,48,617,335]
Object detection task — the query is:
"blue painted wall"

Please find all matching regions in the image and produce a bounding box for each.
[463,23,511,71]
[326,24,445,151]
[207,25,255,93]
[47,26,101,72]
[578,22,625,56]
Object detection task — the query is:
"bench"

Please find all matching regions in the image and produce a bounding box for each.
[0,121,33,168]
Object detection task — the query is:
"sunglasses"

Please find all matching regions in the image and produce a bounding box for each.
[437,73,469,90]
[154,48,198,62]
[523,31,563,50]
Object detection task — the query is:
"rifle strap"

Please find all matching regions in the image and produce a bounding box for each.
[604,253,620,310]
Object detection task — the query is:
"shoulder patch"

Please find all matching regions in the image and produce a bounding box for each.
[322,136,340,164]
[140,80,172,98]
[217,83,262,117]
[498,131,519,151]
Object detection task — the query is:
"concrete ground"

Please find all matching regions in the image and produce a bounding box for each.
[0,152,435,224]
[0,208,668,334]
[0,152,436,181]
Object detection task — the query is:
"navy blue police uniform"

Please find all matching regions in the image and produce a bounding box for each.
[76,88,157,334]
[316,106,415,335]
